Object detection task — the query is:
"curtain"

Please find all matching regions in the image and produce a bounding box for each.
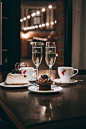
[72,0,86,69]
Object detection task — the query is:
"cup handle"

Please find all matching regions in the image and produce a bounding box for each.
[71,69,78,77]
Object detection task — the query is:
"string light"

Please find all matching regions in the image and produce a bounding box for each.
[31,13,36,17]
[42,8,45,12]
[48,5,52,9]
[35,25,38,28]
[39,24,42,28]
[32,26,35,29]
[27,27,30,30]
[36,11,40,15]
[20,5,54,22]
[24,27,27,30]
[23,17,26,21]
[55,20,57,24]
[56,53,58,57]
[23,20,57,31]
[27,15,30,19]
[51,22,54,25]
[30,26,33,29]
[42,23,45,27]
[20,19,23,22]
[46,23,49,26]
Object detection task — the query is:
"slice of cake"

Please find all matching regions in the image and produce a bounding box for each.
[37,75,52,90]
[5,73,28,85]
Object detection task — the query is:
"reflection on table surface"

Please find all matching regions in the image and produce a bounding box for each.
[1,71,86,128]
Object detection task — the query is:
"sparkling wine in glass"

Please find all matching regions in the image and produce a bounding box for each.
[45,42,56,79]
[32,42,43,80]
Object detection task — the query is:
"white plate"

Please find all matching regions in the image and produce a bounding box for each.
[28,85,63,93]
[53,78,78,84]
[0,82,31,88]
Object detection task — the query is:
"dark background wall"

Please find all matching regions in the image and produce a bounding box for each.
[1,0,20,72]
[55,0,65,68]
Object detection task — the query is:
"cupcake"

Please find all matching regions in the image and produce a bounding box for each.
[37,75,52,90]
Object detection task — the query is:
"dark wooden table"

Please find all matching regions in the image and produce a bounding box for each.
[0,70,86,129]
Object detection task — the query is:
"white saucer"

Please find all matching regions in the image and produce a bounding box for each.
[28,77,37,82]
[28,85,63,93]
[0,82,31,88]
[53,78,78,85]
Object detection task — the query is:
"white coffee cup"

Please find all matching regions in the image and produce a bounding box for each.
[21,67,36,80]
[58,67,78,82]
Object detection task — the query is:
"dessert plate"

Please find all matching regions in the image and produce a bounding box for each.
[28,85,63,93]
[0,82,31,88]
[53,78,78,85]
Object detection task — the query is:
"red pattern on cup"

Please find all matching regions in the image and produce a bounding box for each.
[23,70,26,74]
[62,70,66,75]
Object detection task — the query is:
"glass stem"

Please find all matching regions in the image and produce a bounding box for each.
[49,66,52,79]
[36,66,38,80]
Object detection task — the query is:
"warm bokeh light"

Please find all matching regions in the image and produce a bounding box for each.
[56,53,58,57]
[22,34,25,38]
[22,19,56,30]
[23,17,26,21]
[30,42,33,45]
[50,31,54,35]
[48,5,52,9]
[36,11,40,15]
[39,24,42,28]
[30,26,33,29]
[20,19,23,22]
[31,13,36,17]
[27,15,30,19]
[35,25,38,28]
[32,26,34,29]
[24,27,27,30]
[22,33,28,39]
[48,35,51,38]
[51,22,54,25]
[27,27,30,30]
[46,23,49,26]
[20,5,55,23]
[55,20,57,24]
[42,8,45,12]
[42,23,45,27]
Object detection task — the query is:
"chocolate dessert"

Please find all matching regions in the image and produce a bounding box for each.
[37,75,52,90]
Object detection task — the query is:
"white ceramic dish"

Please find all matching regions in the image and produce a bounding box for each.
[28,85,63,93]
[0,82,31,88]
[53,78,78,85]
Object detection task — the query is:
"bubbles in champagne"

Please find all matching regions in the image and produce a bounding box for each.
[32,47,43,68]
[45,47,56,68]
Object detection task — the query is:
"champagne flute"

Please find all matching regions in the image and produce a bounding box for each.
[32,42,43,80]
[45,42,56,79]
